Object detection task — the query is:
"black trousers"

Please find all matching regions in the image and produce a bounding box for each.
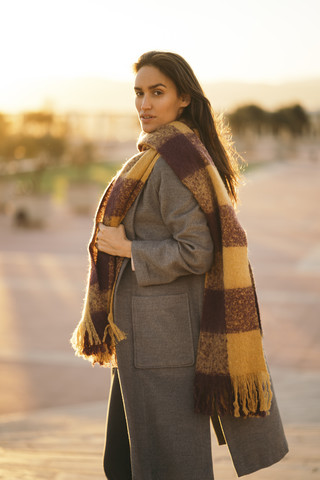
[103,368,132,480]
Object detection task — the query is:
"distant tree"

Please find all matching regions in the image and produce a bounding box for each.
[22,111,54,137]
[4,110,68,165]
[271,104,310,136]
[228,103,310,137]
[228,105,270,135]
[37,135,66,158]
[3,134,65,163]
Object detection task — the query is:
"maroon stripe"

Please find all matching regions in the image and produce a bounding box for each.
[194,372,234,416]
[225,287,260,333]
[201,289,226,333]
[197,331,229,375]
[158,134,206,179]
[89,264,98,285]
[220,205,247,247]
[90,310,109,341]
[104,177,143,219]
[96,252,115,290]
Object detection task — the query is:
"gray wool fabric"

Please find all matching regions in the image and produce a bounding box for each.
[108,157,288,480]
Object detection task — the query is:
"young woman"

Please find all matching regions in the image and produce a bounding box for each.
[72,51,288,480]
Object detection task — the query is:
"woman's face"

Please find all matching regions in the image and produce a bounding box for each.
[134,65,190,133]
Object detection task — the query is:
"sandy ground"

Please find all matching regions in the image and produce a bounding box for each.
[0,158,319,479]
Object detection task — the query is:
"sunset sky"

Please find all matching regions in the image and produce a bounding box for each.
[1,0,320,111]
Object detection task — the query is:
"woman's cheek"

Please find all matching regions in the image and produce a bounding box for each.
[135,97,142,112]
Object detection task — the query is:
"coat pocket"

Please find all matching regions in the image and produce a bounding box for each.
[132,293,195,369]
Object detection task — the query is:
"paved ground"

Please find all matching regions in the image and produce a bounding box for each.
[0,158,319,479]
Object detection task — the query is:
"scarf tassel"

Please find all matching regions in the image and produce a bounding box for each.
[194,373,272,418]
[70,306,126,366]
[70,318,110,366]
[104,311,127,344]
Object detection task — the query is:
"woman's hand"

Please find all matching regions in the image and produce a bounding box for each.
[96,223,132,258]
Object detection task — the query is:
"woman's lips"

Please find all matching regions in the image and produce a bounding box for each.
[140,115,155,122]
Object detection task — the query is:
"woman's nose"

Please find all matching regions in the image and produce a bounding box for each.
[141,94,151,110]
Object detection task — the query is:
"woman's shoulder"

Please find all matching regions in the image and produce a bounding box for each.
[153,155,170,172]
[149,156,180,188]
[152,155,183,179]
[147,155,194,201]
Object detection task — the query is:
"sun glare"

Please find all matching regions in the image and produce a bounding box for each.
[1,0,320,112]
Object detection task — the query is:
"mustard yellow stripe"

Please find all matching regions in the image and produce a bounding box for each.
[171,120,193,135]
[222,246,252,289]
[205,164,232,207]
[108,215,124,227]
[124,150,160,182]
[227,330,267,376]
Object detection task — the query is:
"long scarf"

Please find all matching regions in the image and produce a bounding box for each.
[71,121,272,418]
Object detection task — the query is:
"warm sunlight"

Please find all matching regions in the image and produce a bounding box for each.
[1,4,319,479]
[1,0,320,112]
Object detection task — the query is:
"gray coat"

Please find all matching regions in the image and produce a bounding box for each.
[112,157,288,479]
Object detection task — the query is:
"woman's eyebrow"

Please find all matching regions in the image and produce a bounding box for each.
[134,83,167,91]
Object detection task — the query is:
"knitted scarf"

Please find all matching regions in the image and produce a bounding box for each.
[71,121,272,418]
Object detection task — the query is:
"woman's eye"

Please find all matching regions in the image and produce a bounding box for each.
[153,90,163,96]
[135,91,143,97]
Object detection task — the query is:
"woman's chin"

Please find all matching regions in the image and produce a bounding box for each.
[141,125,157,133]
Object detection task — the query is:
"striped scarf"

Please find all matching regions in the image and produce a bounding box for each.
[71,121,272,418]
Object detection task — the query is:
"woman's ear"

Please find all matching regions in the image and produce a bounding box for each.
[180,93,191,107]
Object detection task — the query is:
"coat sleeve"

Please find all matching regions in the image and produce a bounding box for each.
[131,158,214,287]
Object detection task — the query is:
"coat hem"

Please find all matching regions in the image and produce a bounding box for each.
[234,445,289,477]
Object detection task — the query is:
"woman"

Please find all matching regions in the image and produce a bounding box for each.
[71,51,288,479]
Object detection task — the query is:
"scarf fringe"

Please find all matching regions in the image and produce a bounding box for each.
[70,306,126,366]
[104,314,127,343]
[232,372,272,417]
[194,372,272,418]
[70,323,113,366]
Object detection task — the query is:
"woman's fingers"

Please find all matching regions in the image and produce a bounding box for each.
[95,224,130,257]
[98,224,125,240]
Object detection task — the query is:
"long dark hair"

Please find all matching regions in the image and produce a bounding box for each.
[133,51,241,204]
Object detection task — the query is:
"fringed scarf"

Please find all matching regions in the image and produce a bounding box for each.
[71,121,272,418]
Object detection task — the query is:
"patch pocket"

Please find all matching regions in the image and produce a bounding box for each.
[132,293,195,369]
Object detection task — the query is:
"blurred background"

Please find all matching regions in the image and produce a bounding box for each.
[0,0,319,479]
